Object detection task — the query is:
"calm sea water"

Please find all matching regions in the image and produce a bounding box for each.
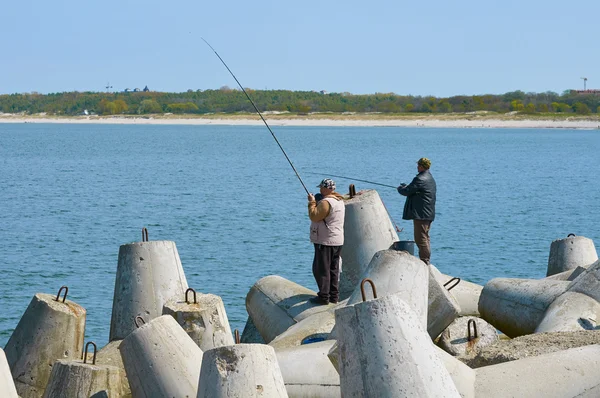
[1,123,599,347]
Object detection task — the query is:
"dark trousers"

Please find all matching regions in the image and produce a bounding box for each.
[413,219,432,264]
[312,244,342,303]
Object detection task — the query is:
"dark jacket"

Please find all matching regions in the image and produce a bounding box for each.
[397,170,436,221]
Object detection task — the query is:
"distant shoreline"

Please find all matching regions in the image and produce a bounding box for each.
[1,113,600,129]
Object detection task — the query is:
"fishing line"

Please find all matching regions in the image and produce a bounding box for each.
[202,38,309,195]
[305,171,402,233]
[304,171,397,189]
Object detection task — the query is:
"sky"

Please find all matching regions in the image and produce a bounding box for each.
[2,0,598,97]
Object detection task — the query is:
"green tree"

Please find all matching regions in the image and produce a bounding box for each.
[113,99,128,114]
[138,99,162,114]
[573,102,591,115]
[537,104,549,112]
[524,103,536,113]
[405,103,414,112]
[510,100,525,111]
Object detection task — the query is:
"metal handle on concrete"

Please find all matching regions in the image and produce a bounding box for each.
[185,288,197,304]
[142,227,149,242]
[134,316,146,328]
[83,341,97,365]
[568,233,576,237]
[234,329,241,344]
[467,319,478,341]
[349,184,356,198]
[55,286,68,303]
[360,278,378,302]
[444,277,461,291]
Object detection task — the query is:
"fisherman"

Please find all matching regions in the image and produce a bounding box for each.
[307,178,345,305]
[398,157,437,265]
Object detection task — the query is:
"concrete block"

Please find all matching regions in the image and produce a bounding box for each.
[478,278,570,337]
[566,259,600,302]
[338,190,399,299]
[109,240,189,341]
[428,267,461,339]
[120,315,202,398]
[4,292,86,398]
[246,275,330,343]
[346,250,429,328]
[163,289,234,351]
[430,265,483,316]
[475,345,600,397]
[276,340,340,398]
[42,359,128,398]
[437,316,499,357]
[240,317,266,344]
[95,340,130,396]
[334,293,461,397]
[0,348,18,398]
[435,347,476,398]
[269,309,336,351]
[535,291,600,333]
[547,235,598,277]
[197,344,288,398]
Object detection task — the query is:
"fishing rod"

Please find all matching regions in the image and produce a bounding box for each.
[202,38,309,195]
[304,172,397,189]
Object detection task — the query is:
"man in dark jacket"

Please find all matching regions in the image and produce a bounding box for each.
[397,157,437,264]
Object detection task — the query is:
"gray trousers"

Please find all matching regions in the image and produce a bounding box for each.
[413,220,432,264]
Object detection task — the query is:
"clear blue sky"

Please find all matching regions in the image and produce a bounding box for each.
[2,0,598,97]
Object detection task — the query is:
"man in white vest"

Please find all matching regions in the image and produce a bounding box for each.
[307,178,346,305]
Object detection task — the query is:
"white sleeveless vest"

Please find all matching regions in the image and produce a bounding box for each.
[310,197,345,246]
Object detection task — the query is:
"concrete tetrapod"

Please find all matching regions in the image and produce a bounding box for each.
[334,292,461,397]
[119,315,203,398]
[474,345,600,397]
[246,275,332,343]
[338,189,399,299]
[437,316,499,357]
[276,340,340,398]
[478,278,570,337]
[427,266,461,339]
[197,344,288,398]
[546,234,598,277]
[163,288,234,351]
[345,250,429,328]
[42,353,128,398]
[109,240,189,341]
[0,348,18,398]
[430,265,483,316]
[4,291,86,398]
[269,309,337,351]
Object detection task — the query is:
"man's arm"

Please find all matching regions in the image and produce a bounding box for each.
[397,176,422,196]
[308,199,331,222]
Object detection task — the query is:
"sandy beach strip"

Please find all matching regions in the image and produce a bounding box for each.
[1,114,600,129]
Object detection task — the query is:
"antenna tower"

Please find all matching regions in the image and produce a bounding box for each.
[581,77,588,90]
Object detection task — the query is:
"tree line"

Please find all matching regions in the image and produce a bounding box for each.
[1,88,599,116]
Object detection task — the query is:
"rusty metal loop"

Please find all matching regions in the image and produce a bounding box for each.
[467,319,478,341]
[444,277,461,291]
[55,286,68,303]
[142,227,149,242]
[83,341,97,365]
[360,278,378,302]
[349,184,356,198]
[185,288,197,304]
[234,329,240,344]
[567,233,576,237]
[134,316,146,328]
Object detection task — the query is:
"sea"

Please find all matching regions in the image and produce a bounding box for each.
[1,123,599,348]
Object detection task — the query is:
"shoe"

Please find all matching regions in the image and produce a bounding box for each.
[329,298,339,304]
[309,296,329,305]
